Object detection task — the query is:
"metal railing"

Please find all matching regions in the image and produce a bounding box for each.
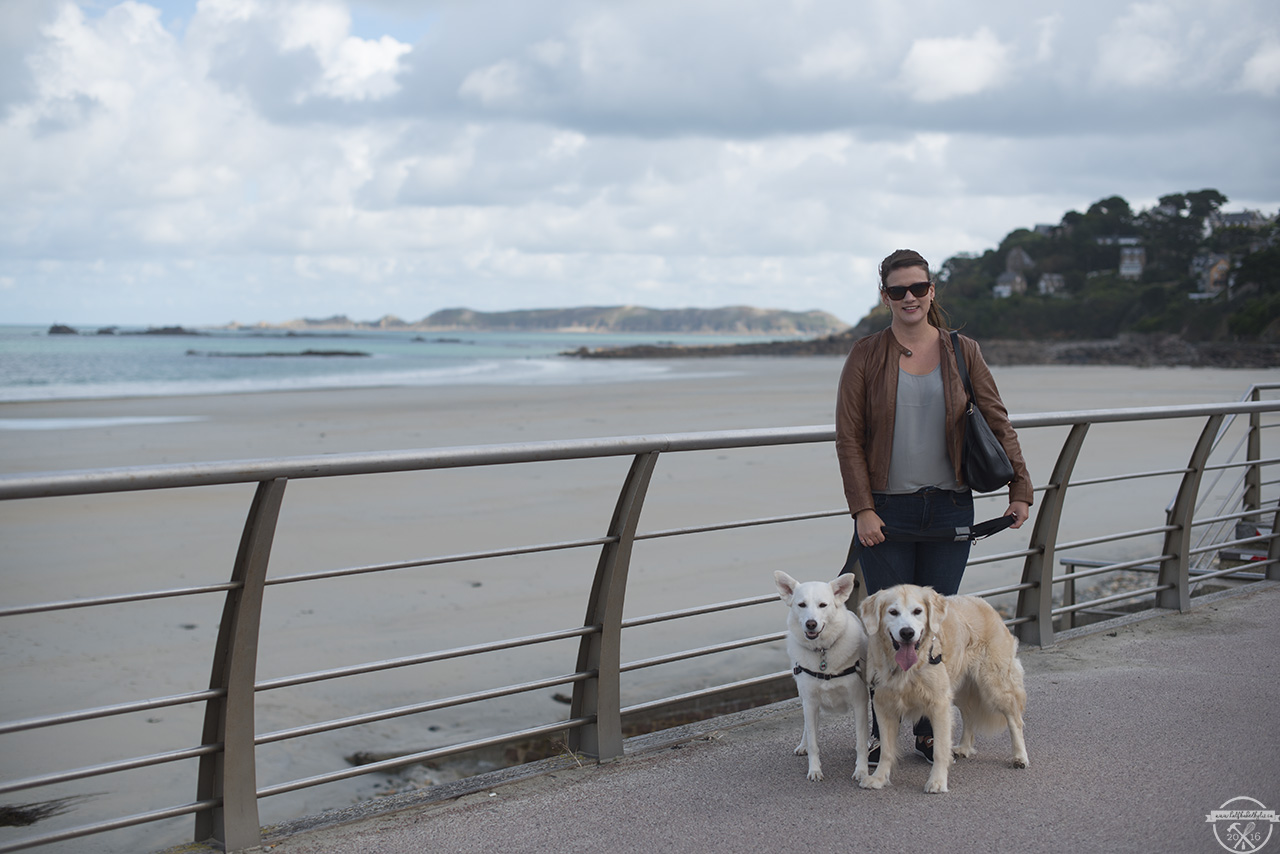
[1,394,1278,853]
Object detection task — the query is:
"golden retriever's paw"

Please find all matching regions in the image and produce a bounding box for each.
[859,773,888,790]
[953,745,976,759]
[1012,756,1028,769]
[924,774,949,794]
[852,763,869,783]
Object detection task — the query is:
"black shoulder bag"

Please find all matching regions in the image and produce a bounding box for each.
[950,331,1014,494]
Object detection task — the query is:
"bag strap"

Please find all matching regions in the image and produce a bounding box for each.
[949,330,975,404]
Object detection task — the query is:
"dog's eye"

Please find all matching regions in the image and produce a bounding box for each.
[818,603,827,608]
[912,608,923,615]
[888,608,899,616]
[797,601,806,608]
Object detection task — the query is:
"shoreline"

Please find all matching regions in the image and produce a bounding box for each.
[565,332,1280,369]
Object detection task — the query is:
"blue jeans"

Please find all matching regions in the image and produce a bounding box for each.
[851,487,975,596]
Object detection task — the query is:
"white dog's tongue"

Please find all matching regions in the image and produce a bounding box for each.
[895,643,919,671]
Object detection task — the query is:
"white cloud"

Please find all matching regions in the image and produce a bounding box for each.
[459,59,527,106]
[1239,38,1280,96]
[898,27,1010,103]
[781,31,870,82]
[1033,14,1062,63]
[191,0,412,104]
[1094,3,1180,88]
[0,0,1277,327]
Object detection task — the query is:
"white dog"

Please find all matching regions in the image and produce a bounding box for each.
[859,584,1028,793]
[774,571,871,782]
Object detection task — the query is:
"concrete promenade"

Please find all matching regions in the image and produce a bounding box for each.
[235,583,1280,854]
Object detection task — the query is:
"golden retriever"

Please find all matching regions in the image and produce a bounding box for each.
[858,584,1028,793]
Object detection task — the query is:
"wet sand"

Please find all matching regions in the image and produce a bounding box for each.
[2,358,1277,852]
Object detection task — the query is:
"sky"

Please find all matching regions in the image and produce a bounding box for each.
[2,0,1278,327]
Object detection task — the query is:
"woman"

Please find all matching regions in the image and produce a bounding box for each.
[836,248,1033,761]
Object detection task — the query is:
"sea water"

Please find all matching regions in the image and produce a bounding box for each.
[0,325,780,402]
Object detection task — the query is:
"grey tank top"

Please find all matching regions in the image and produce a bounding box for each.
[886,365,961,494]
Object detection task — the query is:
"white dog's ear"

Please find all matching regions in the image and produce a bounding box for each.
[859,593,881,635]
[774,571,798,603]
[830,573,856,604]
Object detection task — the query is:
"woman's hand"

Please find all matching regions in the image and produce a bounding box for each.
[856,509,886,547]
[1005,501,1030,529]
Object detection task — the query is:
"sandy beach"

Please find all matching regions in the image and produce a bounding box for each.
[2,357,1278,852]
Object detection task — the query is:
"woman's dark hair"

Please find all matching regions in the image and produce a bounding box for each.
[878,248,949,330]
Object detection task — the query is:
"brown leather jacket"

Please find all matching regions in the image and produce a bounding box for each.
[835,327,1033,517]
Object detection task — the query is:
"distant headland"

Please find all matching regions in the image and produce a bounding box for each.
[220,306,850,337]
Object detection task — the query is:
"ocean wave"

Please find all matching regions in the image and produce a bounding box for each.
[0,356,729,402]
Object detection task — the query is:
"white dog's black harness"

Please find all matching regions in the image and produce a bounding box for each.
[793,660,863,681]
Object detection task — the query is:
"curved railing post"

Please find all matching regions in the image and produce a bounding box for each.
[569,452,659,760]
[1016,422,1090,647]
[195,478,287,850]
[1158,415,1224,611]
[1245,387,1262,520]
[1269,505,1280,582]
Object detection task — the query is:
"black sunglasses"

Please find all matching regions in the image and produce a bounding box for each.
[883,281,932,301]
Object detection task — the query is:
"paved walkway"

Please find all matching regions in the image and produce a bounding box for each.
[242,584,1280,854]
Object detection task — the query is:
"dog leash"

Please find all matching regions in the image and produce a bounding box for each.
[881,514,1016,544]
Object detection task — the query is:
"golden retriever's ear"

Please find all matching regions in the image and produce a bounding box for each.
[926,588,948,630]
[859,593,882,635]
[831,573,856,604]
[774,571,798,603]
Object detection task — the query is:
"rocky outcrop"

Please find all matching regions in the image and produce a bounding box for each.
[567,331,1280,368]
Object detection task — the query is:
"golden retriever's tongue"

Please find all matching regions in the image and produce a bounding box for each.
[894,643,918,671]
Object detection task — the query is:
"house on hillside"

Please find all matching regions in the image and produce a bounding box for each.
[1205,210,1277,253]
[1119,246,1145,280]
[1038,273,1066,296]
[1207,210,1273,232]
[1190,252,1233,296]
[1007,247,1034,273]
[993,247,1033,298]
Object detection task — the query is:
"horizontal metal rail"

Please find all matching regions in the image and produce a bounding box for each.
[621,633,786,673]
[0,745,221,797]
[0,583,239,618]
[265,536,618,586]
[255,626,597,692]
[0,689,225,736]
[257,672,593,746]
[621,671,794,719]
[622,594,778,628]
[0,800,218,854]
[1,396,1278,854]
[256,718,595,800]
[1051,584,1173,616]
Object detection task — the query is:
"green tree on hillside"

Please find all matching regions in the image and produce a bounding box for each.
[925,188,1276,341]
[1137,189,1228,282]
